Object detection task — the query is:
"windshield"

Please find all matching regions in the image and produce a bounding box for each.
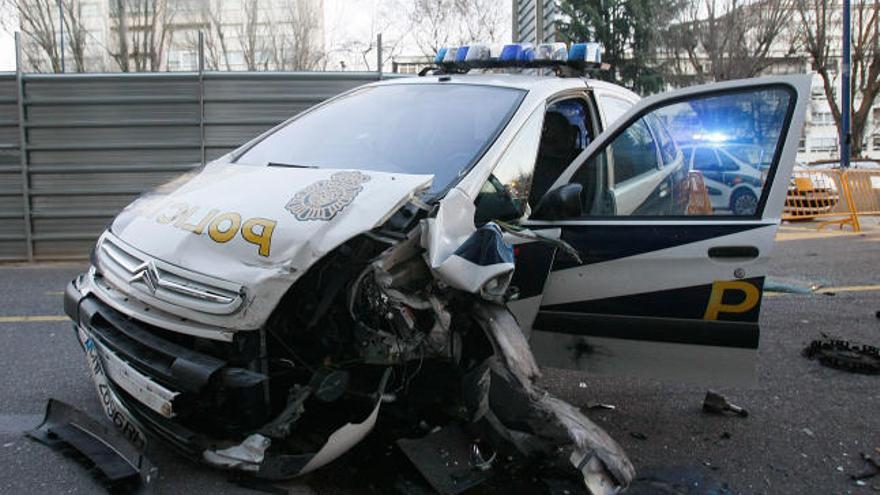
[234,83,525,193]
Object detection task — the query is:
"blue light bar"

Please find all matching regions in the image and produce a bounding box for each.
[434,41,605,72]
[499,43,523,62]
[569,42,602,65]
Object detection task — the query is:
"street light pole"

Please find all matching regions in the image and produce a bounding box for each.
[840,0,851,167]
[58,0,65,73]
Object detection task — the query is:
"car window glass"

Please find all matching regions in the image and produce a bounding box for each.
[716,149,740,170]
[648,113,679,165]
[569,86,793,217]
[693,147,719,170]
[234,84,525,195]
[612,118,658,185]
[474,107,544,225]
[528,98,593,209]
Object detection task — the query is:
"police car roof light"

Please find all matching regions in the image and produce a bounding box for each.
[569,42,602,65]
[442,47,459,64]
[533,43,568,62]
[499,43,524,62]
[464,44,491,65]
[431,41,605,74]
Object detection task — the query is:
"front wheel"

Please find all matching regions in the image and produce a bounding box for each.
[730,188,758,216]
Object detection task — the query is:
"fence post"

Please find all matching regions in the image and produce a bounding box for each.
[198,31,206,166]
[15,33,34,261]
[376,33,383,80]
[840,170,861,232]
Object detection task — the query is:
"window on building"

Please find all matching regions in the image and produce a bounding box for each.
[810,138,838,152]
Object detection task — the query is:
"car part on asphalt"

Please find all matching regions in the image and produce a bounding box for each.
[26,399,157,494]
[803,337,880,374]
[852,452,880,481]
[702,390,749,417]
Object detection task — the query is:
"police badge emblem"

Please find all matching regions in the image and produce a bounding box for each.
[286,171,372,221]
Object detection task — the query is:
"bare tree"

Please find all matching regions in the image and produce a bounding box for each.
[264,0,324,70]
[184,0,231,70]
[110,0,177,72]
[15,0,62,72]
[408,0,508,59]
[797,0,879,158]
[408,0,454,57]
[284,0,324,70]
[238,0,268,70]
[0,0,95,72]
[61,0,89,72]
[664,0,797,85]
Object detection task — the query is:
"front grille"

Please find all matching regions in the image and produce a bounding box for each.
[79,295,270,435]
[96,233,244,315]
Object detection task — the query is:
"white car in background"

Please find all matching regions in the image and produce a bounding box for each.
[682,144,765,215]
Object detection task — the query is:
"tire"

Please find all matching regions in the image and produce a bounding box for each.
[730,188,758,216]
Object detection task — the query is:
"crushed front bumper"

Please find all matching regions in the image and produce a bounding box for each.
[64,275,386,479]
[65,276,269,457]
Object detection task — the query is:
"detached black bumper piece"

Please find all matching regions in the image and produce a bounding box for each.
[27,399,157,494]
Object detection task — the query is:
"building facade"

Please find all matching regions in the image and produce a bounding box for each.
[16,0,325,73]
[512,0,558,44]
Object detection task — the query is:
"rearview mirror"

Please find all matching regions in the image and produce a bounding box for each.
[532,183,583,220]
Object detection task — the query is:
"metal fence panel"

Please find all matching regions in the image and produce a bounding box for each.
[0,73,25,260]
[0,70,391,260]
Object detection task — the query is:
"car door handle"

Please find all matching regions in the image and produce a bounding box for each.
[708,246,760,259]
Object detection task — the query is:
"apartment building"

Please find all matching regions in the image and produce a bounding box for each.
[17,0,325,73]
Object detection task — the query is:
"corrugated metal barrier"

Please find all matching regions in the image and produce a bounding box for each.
[0,71,394,261]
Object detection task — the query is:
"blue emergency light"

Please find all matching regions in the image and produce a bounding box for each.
[431,41,604,73]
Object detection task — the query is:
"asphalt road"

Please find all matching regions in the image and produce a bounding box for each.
[0,220,878,494]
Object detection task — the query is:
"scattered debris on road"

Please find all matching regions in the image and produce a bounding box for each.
[851,452,880,481]
[26,399,156,494]
[702,390,749,418]
[803,337,880,374]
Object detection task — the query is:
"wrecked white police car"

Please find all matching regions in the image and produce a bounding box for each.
[63,43,808,493]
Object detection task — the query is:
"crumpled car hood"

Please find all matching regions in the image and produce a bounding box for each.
[110,163,432,325]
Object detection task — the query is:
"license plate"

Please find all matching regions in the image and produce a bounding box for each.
[76,327,148,450]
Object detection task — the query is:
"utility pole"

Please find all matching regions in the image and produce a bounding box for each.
[58,0,65,72]
[840,0,851,167]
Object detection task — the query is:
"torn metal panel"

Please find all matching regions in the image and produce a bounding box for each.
[203,434,271,473]
[397,425,494,495]
[433,223,515,301]
[27,399,157,494]
[473,301,635,492]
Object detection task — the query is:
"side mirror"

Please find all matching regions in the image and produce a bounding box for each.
[532,183,583,220]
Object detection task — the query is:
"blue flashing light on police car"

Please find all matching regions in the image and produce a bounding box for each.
[499,43,524,62]
[433,41,604,73]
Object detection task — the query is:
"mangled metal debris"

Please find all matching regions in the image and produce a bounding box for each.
[803,337,880,374]
[27,399,157,494]
[702,390,749,418]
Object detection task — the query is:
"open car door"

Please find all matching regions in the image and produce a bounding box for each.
[526,75,810,384]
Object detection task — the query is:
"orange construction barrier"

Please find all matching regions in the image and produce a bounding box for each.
[783,167,860,231]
